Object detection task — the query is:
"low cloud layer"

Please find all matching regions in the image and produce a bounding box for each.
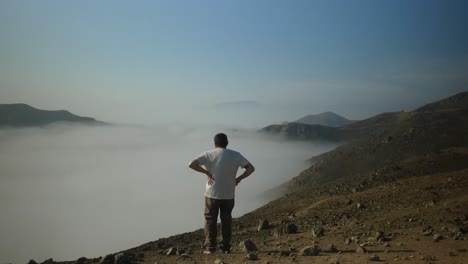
[0,124,336,263]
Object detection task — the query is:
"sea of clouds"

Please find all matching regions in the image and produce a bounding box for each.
[0,124,337,263]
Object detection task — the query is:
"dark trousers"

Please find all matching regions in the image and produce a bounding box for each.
[204,196,235,250]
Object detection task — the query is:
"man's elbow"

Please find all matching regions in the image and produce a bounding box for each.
[188,160,196,168]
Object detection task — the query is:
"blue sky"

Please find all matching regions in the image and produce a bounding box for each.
[1,0,467,127]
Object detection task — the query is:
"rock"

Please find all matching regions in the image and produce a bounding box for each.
[453,232,464,240]
[374,231,384,240]
[100,255,114,264]
[176,248,185,255]
[136,252,144,259]
[239,239,258,252]
[166,247,178,256]
[356,246,367,254]
[257,219,270,231]
[300,245,321,256]
[312,227,325,237]
[433,233,443,242]
[28,260,38,264]
[327,244,338,253]
[344,238,351,245]
[369,255,380,261]
[114,253,130,264]
[285,222,298,234]
[74,257,87,264]
[245,253,258,260]
[356,203,364,209]
[214,258,225,264]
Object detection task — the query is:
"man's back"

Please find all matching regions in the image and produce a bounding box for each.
[196,148,249,199]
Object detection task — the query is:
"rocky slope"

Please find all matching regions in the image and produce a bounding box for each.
[0,104,107,127]
[31,92,468,264]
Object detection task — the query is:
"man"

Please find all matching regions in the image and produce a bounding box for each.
[188,133,255,254]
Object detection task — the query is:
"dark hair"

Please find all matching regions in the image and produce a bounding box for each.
[214,133,228,148]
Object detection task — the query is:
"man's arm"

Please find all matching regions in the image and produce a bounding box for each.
[235,163,255,185]
[188,159,214,186]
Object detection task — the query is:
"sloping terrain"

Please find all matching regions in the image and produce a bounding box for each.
[295,112,354,127]
[0,104,107,127]
[36,92,468,264]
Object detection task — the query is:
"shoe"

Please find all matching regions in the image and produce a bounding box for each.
[220,245,231,254]
[203,249,215,255]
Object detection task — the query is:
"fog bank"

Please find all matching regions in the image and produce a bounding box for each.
[0,124,336,263]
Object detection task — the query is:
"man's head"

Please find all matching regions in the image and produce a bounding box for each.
[214,133,228,148]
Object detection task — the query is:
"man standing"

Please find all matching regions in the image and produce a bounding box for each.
[189,133,255,254]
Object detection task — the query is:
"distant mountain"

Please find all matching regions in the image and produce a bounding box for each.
[0,103,107,127]
[259,91,468,142]
[295,111,353,127]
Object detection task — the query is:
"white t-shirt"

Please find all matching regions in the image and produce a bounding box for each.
[195,148,250,199]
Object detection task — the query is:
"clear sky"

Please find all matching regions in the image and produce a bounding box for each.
[1,0,467,127]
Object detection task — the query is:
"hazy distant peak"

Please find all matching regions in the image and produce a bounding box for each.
[0,103,107,127]
[295,111,353,127]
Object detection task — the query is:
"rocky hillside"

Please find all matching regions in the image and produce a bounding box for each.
[0,104,107,127]
[295,112,353,127]
[31,92,468,264]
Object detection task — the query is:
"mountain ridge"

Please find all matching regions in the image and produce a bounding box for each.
[295,111,354,127]
[0,103,107,127]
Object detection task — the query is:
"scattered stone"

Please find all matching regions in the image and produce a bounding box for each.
[344,238,351,245]
[239,239,258,252]
[257,219,270,231]
[176,254,191,260]
[214,258,225,264]
[421,230,432,236]
[176,248,186,255]
[356,203,363,209]
[100,255,114,264]
[369,255,380,261]
[356,246,367,254]
[166,247,177,256]
[453,232,464,240]
[374,231,384,240]
[114,253,130,264]
[433,233,443,242]
[312,227,325,237]
[300,245,321,256]
[327,244,338,253]
[285,223,298,234]
[245,253,258,260]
